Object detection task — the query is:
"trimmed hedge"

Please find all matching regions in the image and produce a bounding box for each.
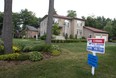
[51,39,87,43]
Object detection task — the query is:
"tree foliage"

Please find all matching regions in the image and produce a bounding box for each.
[52,23,60,35]
[0,9,41,38]
[20,9,40,29]
[67,10,77,18]
[104,21,113,37]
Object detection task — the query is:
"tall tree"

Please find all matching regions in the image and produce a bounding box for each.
[2,0,13,53]
[67,10,77,18]
[0,12,3,35]
[104,21,113,37]
[20,9,39,29]
[46,0,54,44]
[112,19,116,37]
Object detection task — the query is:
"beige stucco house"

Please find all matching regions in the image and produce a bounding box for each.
[40,14,85,39]
[83,26,109,41]
[25,25,39,38]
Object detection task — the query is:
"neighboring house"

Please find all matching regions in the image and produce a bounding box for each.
[25,25,39,38]
[40,14,85,38]
[83,26,108,42]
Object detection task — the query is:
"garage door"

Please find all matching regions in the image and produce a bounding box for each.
[95,36,101,38]
[102,36,107,42]
[95,36,107,42]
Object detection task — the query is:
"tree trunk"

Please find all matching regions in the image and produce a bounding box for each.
[45,0,54,44]
[2,0,13,54]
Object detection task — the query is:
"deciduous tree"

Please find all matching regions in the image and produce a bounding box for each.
[46,0,54,44]
[67,10,77,18]
[2,0,13,53]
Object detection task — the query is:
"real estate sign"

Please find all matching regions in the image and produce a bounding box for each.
[87,38,105,54]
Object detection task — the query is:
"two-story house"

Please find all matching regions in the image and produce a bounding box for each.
[40,14,85,39]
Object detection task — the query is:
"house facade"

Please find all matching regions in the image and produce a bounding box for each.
[40,14,85,38]
[25,25,39,38]
[83,26,108,41]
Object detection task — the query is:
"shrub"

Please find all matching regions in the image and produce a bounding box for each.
[70,34,74,39]
[29,51,43,61]
[51,50,61,56]
[0,45,4,54]
[82,36,86,39]
[75,34,77,39]
[16,53,29,61]
[0,53,20,61]
[31,45,44,52]
[40,34,46,40]
[51,45,61,52]
[42,44,52,52]
[23,46,32,52]
[13,46,20,53]
[13,42,26,51]
[65,33,68,40]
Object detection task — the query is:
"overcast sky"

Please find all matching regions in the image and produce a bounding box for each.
[0,0,116,19]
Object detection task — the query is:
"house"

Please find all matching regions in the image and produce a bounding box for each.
[40,14,85,39]
[83,26,108,41]
[25,25,39,38]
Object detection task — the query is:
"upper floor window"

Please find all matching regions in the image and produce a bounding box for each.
[64,20,69,27]
[54,18,58,24]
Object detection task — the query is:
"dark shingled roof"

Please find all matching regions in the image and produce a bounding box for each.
[26,25,38,31]
[84,26,108,33]
[40,14,85,22]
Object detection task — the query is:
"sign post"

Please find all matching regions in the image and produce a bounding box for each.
[87,38,105,75]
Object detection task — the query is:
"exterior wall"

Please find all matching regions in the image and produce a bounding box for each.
[54,18,71,37]
[76,20,85,38]
[26,30,38,38]
[83,28,94,38]
[83,28,108,42]
[71,20,85,38]
[40,16,85,39]
[40,17,48,36]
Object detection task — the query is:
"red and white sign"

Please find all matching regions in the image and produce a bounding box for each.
[87,38,105,54]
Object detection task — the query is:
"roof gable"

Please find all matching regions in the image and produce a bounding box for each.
[84,26,108,33]
[40,14,85,22]
[26,25,38,31]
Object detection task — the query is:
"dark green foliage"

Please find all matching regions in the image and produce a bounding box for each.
[51,39,82,43]
[23,46,32,52]
[16,53,29,61]
[65,33,68,40]
[40,34,46,40]
[20,9,40,29]
[67,10,77,18]
[42,44,52,52]
[31,45,43,51]
[52,23,60,35]
[0,45,4,54]
[70,34,74,39]
[81,36,86,39]
[75,34,77,39]
[29,51,43,61]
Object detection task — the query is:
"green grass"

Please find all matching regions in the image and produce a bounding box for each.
[0,40,116,78]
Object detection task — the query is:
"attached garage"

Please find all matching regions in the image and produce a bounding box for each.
[83,26,108,42]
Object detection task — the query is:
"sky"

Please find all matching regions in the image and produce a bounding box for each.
[0,0,116,19]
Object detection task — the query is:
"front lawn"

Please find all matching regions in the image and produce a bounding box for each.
[0,39,116,78]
